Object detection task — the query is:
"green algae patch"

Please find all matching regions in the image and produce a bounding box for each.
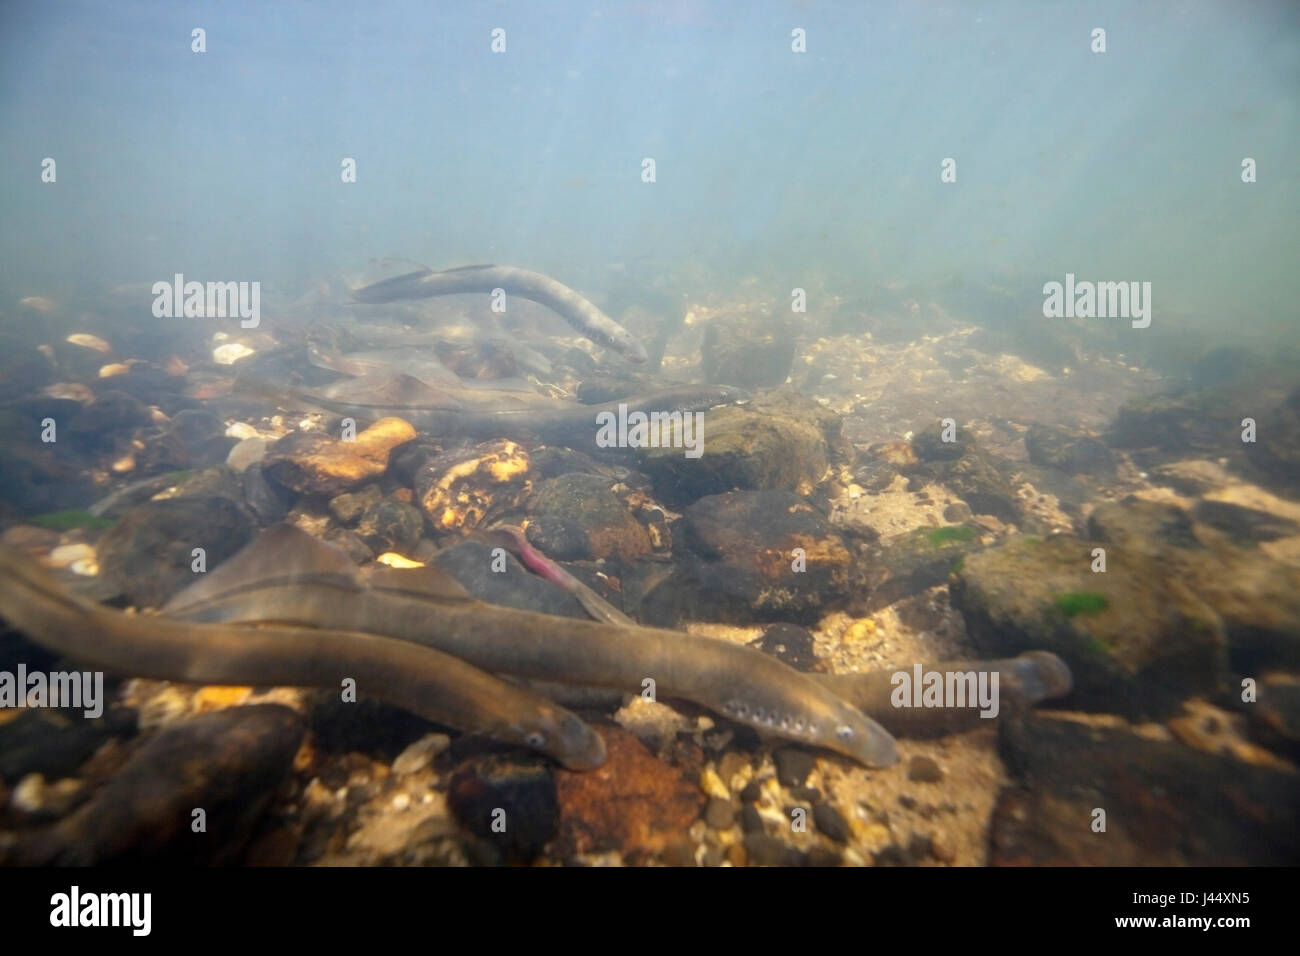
[926,525,976,547]
[951,556,965,574]
[1055,591,1109,617]
[27,510,114,531]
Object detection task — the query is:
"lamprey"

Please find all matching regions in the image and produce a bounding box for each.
[163,526,900,767]
[0,549,605,769]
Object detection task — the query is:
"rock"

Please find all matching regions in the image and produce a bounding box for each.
[432,540,586,618]
[531,473,649,561]
[942,501,973,522]
[323,527,374,563]
[63,391,152,450]
[14,705,304,865]
[614,696,692,753]
[700,311,795,389]
[160,409,237,470]
[743,833,805,866]
[1107,371,1297,491]
[740,803,764,833]
[806,844,843,867]
[553,727,704,862]
[447,753,558,863]
[225,436,266,473]
[1025,423,1115,476]
[930,829,958,863]
[639,391,836,506]
[242,463,293,524]
[773,747,815,788]
[1151,459,1231,495]
[704,797,737,830]
[812,803,851,844]
[863,525,981,613]
[10,774,85,820]
[854,457,900,493]
[263,417,416,496]
[1246,384,1300,485]
[991,713,1300,865]
[642,490,854,626]
[951,531,1227,719]
[1244,675,1300,761]
[1192,499,1300,543]
[0,335,53,403]
[930,452,1022,525]
[0,708,135,785]
[415,439,531,536]
[524,515,592,562]
[327,485,383,525]
[355,497,424,554]
[748,623,822,673]
[1087,499,1300,671]
[911,421,975,462]
[96,496,256,607]
[391,733,451,776]
[907,755,944,783]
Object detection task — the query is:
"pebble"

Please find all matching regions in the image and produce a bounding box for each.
[930,830,958,863]
[225,422,260,441]
[391,733,451,776]
[226,437,266,473]
[65,332,110,352]
[739,781,763,804]
[704,797,737,830]
[717,751,751,790]
[813,803,852,844]
[942,501,973,522]
[740,803,765,833]
[806,845,843,867]
[907,755,944,783]
[773,747,815,788]
[661,839,697,867]
[744,834,804,867]
[698,766,729,800]
[44,543,96,569]
[212,343,255,365]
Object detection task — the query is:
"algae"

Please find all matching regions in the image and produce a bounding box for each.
[1055,591,1109,617]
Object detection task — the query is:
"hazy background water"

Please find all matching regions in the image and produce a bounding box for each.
[2,0,1296,349]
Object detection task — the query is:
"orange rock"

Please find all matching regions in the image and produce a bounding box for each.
[554,726,705,861]
[263,417,417,495]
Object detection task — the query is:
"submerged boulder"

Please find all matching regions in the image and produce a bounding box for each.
[640,490,856,625]
[263,417,416,496]
[414,439,532,536]
[639,391,834,506]
[97,495,256,607]
[991,713,1300,866]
